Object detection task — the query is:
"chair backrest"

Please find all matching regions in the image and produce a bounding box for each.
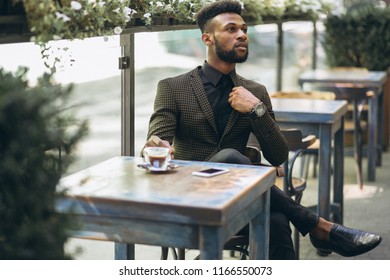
[246,130,316,157]
[246,129,316,196]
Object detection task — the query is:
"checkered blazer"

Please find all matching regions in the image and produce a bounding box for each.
[147,66,289,166]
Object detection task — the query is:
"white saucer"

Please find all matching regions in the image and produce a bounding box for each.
[137,162,179,172]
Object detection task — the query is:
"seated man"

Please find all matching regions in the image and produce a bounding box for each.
[142,0,381,259]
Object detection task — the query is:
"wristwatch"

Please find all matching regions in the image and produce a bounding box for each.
[248,101,266,119]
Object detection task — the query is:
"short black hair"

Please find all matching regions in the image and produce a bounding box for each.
[196,0,242,33]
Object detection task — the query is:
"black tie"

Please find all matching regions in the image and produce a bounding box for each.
[215,75,234,136]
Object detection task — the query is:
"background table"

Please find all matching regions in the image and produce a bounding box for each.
[272,98,348,224]
[56,156,276,260]
[299,69,388,182]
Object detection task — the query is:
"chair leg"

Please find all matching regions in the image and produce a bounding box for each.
[312,154,318,178]
[161,247,183,260]
[300,153,318,180]
[293,193,304,260]
[178,248,185,260]
[294,228,300,260]
[300,153,309,179]
[353,99,364,189]
[161,247,169,260]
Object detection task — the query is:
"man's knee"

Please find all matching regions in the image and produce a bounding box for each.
[209,148,251,164]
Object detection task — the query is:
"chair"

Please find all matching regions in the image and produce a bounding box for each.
[161,129,316,260]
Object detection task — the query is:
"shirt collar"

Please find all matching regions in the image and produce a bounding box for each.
[201,61,236,86]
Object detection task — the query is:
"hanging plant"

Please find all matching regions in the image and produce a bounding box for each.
[12,0,333,45]
[20,0,136,43]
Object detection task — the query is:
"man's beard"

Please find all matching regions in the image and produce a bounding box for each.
[215,39,248,63]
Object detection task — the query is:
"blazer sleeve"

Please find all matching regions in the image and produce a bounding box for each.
[146,79,177,144]
[245,81,289,166]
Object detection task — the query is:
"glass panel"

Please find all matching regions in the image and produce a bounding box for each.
[281,21,315,91]
[0,37,122,174]
[134,30,203,156]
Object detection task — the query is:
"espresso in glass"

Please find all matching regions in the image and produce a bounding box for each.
[143,147,171,170]
[149,155,167,169]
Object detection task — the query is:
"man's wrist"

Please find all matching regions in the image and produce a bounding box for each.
[248,101,266,119]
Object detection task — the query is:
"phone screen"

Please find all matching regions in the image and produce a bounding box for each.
[199,168,224,174]
[192,168,229,177]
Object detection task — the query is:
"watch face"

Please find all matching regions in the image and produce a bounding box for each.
[255,103,266,116]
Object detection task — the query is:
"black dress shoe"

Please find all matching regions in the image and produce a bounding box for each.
[310,224,382,257]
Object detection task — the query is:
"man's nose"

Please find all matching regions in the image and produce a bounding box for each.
[237,30,247,40]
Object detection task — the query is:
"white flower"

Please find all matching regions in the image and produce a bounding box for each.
[114,26,123,34]
[87,0,97,4]
[71,1,82,10]
[238,1,244,10]
[113,7,120,14]
[123,7,134,22]
[124,7,133,16]
[143,13,151,18]
[98,1,106,7]
[55,12,71,22]
[156,1,164,7]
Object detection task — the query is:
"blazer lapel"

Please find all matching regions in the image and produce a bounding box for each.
[190,68,219,134]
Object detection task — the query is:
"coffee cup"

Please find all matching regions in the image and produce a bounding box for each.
[143,147,171,170]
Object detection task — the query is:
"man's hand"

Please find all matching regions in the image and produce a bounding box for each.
[228,86,260,113]
[144,135,175,158]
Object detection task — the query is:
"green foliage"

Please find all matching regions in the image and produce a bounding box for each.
[323,6,390,71]
[21,0,134,43]
[13,0,333,45]
[174,0,214,24]
[0,67,88,259]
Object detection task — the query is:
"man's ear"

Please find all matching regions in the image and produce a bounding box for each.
[202,33,213,46]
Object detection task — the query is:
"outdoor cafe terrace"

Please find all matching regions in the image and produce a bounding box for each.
[1,0,390,264]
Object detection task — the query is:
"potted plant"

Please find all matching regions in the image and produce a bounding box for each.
[0,67,88,259]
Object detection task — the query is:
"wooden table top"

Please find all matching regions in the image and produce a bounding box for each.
[272,98,348,124]
[299,69,387,86]
[57,156,276,226]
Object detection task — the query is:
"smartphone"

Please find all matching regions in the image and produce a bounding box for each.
[192,168,229,177]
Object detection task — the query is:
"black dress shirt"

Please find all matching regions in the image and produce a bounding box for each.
[199,62,235,136]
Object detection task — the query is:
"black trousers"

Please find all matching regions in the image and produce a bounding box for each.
[209,148,319,260]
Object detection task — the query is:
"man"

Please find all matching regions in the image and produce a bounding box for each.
[143,0,381,259]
